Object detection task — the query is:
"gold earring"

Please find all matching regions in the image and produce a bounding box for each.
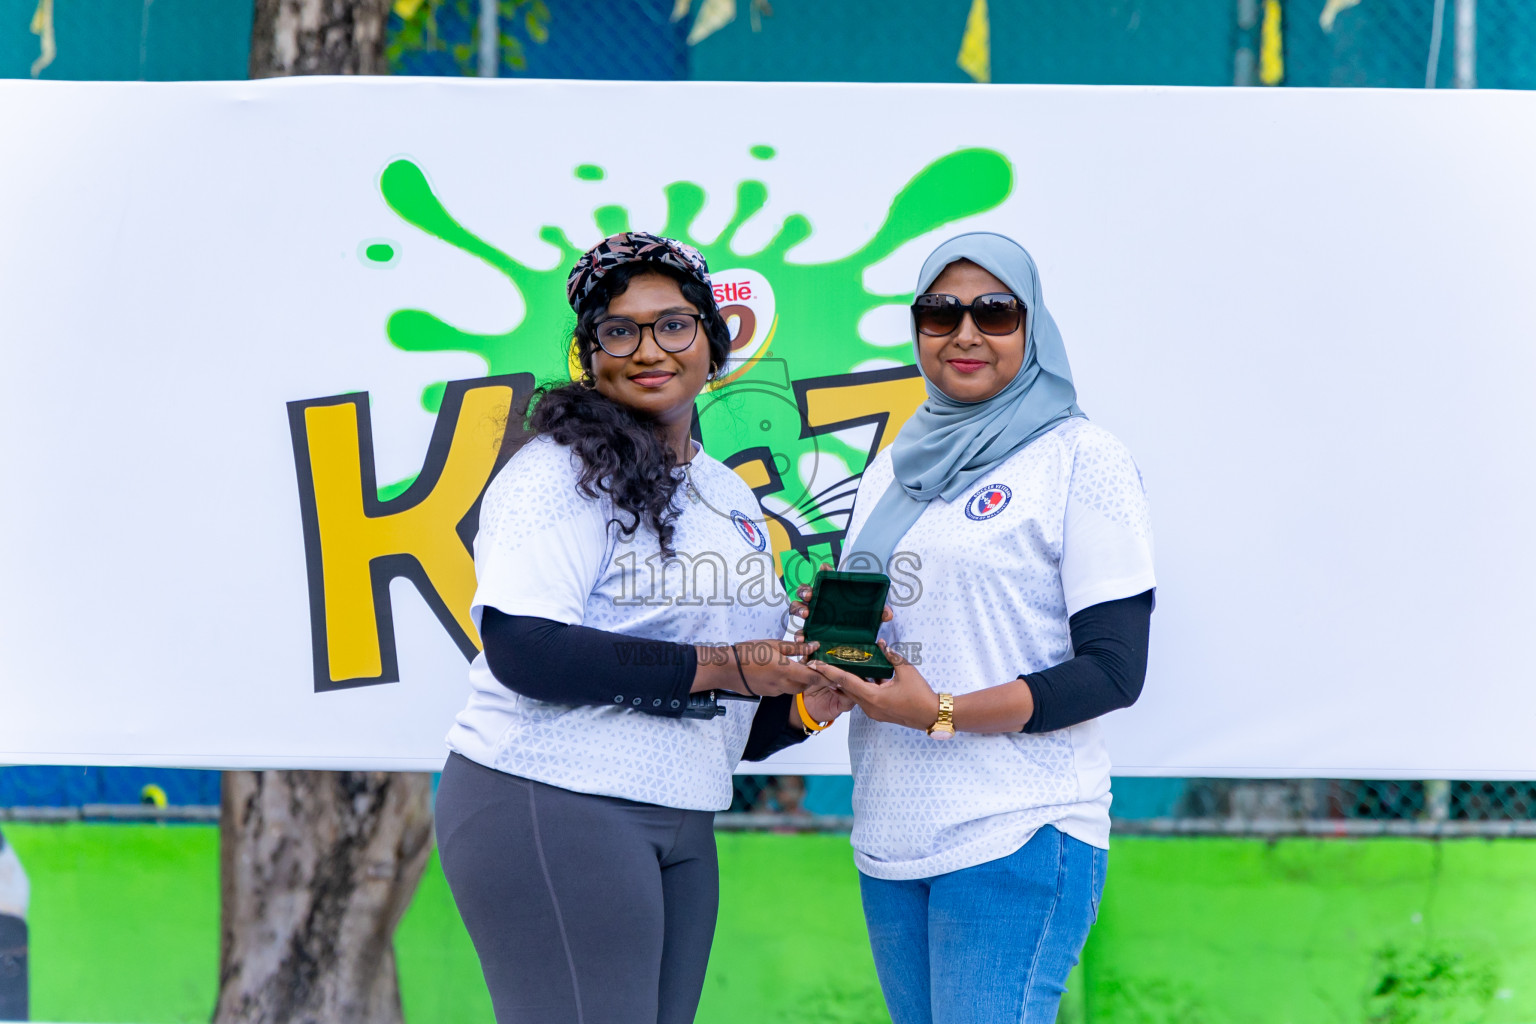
[579,373,597,390]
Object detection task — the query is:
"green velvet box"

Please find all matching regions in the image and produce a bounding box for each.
[803,569,894,680]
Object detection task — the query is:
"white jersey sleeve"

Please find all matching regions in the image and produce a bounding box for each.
[470,437,613,629]
[1059,425,1156,617]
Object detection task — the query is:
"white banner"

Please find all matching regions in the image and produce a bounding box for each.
[2,79,1534,778]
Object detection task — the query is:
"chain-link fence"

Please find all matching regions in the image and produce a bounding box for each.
[6,3,1535,87]
[1174,778,1536,822]
[382,0,1536,90]
[0,0,252,80]
[0,767,219,821]
[1281,0,1536,88]
[380,0,1536,89]
[718,776,1536,837]
[6,772,1532,840]
[390,0,687,79]
[1121,779,1536,837]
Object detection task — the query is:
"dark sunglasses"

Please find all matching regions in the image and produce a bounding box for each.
[912,292,1025,337]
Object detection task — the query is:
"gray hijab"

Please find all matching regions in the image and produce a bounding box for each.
[844,232,1085,569]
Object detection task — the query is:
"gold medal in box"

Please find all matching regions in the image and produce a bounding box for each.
[825,645,872,665]
[803,570,894,680]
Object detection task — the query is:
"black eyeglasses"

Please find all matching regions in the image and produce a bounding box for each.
[912,292,1025,337]
[593,313,702,357]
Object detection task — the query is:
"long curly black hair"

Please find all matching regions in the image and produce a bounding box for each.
[499,262,732,556]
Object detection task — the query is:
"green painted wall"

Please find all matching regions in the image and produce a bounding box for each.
[1086,838,1536,1024]
[7,824,1536,1023]
[0,0,251,81]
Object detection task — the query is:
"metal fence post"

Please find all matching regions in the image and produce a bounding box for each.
[1427,0,1447,87]
[478,0,498,78]
[1234,0,1260,86]
[1424,779,1452,822]
[1454,0,1477,88]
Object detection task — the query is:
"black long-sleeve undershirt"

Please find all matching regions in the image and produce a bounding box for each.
[739,694,805,762]
[1019,589,1154,733]
[478,609,808,761]
[482,585,1152,750]
[480,608,697,716]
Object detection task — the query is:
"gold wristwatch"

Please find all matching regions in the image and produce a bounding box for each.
[927,693,955,740]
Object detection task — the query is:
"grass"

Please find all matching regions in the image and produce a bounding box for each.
[1084,838,1536,1024]
[4,825,1536,1023]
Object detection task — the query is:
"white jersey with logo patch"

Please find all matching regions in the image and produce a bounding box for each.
[446,435,786,812]
[846,417,1155,880]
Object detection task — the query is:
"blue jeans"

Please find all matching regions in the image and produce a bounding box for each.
[859,825,1107,1024]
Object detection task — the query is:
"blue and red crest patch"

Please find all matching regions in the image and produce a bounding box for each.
[731,510,768,551]
[964,483,1012,521]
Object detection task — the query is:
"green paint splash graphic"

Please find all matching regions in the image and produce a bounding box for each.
[372,148,1013,570]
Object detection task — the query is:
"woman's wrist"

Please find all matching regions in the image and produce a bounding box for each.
[690,644,737,693]
[948,680,1035,733]
[731,643,759,696]
[913,690,943,732]
[795,692,833,733]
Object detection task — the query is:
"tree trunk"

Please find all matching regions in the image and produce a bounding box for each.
[219,9,435,1023]
[249,0,391,78]
[214,771,435,1024]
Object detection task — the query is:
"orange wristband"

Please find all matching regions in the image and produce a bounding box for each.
[795,692,829,732]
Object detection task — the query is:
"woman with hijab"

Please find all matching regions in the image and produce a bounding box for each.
[803,232,1155,1024]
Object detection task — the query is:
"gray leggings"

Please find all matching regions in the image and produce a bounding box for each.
[435,753,719,1024]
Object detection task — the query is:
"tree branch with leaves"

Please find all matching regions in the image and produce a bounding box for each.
[387,0,549,75]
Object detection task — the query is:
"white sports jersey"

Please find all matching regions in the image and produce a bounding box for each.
[446,435,787,811]
[846,418,1155,880]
